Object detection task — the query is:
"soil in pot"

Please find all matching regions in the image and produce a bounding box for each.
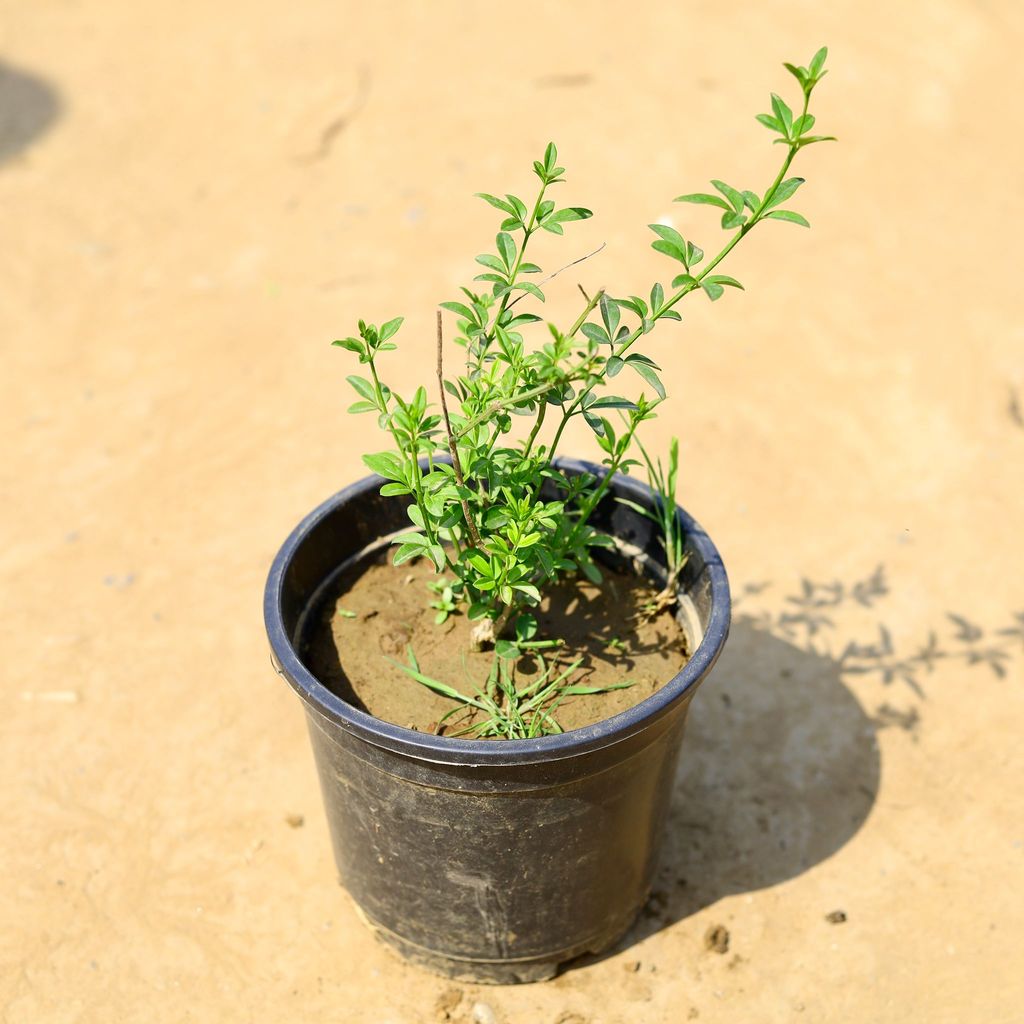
[301,548,688,735]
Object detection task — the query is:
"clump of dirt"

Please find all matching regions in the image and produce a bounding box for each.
[302,549,688,736]
[825,909,848,924]
[704,924,730,954]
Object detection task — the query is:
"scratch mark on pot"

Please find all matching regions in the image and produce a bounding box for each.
[446,869,510,956]
[298,67,371,165]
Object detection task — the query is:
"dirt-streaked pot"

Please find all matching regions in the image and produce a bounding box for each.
[264,457,730,983]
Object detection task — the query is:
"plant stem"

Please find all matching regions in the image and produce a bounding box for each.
[436,311,483,548]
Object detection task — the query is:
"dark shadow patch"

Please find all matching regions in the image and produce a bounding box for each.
[0,59,62,165]
[297,66,371,165]
[567,618,881,961]
[1009,387,1023,429]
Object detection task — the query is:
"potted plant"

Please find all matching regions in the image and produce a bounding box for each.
[265,49,833,982]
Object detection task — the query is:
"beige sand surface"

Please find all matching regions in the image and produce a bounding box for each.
[3,2,1023,1021]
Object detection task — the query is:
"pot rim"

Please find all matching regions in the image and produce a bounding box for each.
[264,456,730,766]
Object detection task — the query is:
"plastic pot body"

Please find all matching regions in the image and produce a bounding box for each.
[265,458,730,982]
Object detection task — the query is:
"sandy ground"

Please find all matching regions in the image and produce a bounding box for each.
[3,1,1023,1021]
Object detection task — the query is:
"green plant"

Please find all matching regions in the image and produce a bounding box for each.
[395,644,633,739]
[334,48,833,732]
[619,436,686,615]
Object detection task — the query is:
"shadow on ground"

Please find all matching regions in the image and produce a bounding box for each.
[611,617,882,949]
[0,59,62,165]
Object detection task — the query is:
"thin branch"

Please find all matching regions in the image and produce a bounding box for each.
[504,242,607,311]
[437,310,482,548]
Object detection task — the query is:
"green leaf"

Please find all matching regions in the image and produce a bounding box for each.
[379,482,411,496]
[766,209,810,227]
[629,359,666,399]
[599,293,619,337]
[651,239,687,262]
[347,401,377,414]
[756,112,785,133]
[583,412,605,436]
[495,639,520,659]
[513,282,546,302]
[650,282,664,313]
[496,232,516,270]
[770,93,793,135]
[702,280,724,301]
[783,62,808,87]
[392,543,422,566]
[379,317,404,342]
[440,300,478,322]
[765,177,805,210]
[706,274,744,290]
[648,223,686,249]
[544,141,558,171]
[347,375,377,402]
[711,180,746,213]
[674,192,732,211]
[550,206,593,223]
[475,253,508,274]
[589,396,638,410]
[793,113,816,136]
[581,323,610,346]
[809,46,828,76]
[742,191,760,211]
[475,193,515,214]
[606,355,624,376]
[506,194,528,221]
[721,211,746,230]
[671,273,698,289]
[332,337,364,354]
[616,296,648,318]
[515,613,538,641]
[363,451,405,481]
[512,583,541,602]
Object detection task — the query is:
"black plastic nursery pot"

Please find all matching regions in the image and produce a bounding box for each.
[264,457,730,983]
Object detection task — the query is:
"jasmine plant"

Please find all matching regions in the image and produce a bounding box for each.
[332,49,833,733]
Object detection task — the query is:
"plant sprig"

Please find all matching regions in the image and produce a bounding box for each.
[333,48,833,727]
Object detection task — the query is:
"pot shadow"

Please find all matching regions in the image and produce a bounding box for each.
[588,615,883,959]
[0,59,62,165]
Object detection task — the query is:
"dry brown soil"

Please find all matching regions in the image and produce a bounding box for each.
[304,552,686,735]
[3,2,1024,1022]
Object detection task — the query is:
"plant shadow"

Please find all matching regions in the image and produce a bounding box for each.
[578,616,883,962]
[0,59,62,165]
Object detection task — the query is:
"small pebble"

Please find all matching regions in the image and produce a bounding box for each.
[471,1002,497,1024]
[285,814,304,828]
[825,909,847,924]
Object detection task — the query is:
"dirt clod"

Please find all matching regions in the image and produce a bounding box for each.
[554,1013,587,1024]
[826,910,847,924]
[704,924,730,954]
[434,986,463,1019]
[284,814,304,828]
[624,959,642,973]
